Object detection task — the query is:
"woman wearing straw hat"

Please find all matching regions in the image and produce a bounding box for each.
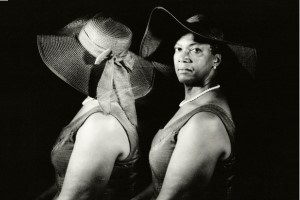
[132,7,257,200]
[36,13,179,200]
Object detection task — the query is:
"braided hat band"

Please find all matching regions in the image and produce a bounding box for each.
[78,15,132,58]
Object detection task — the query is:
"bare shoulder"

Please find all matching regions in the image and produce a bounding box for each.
[83,112,123,130]
[76,112,130,160]
[181,111,225,134]
[178,111,231,160]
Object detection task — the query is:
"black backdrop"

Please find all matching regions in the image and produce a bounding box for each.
[2,0,298,200]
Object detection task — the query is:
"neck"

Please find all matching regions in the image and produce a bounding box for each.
[179,84,221,107]
[184,87,202,100]
[184,83,214,100]
[183,76,218,98]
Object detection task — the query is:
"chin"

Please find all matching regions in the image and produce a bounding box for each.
[177,77,195,85]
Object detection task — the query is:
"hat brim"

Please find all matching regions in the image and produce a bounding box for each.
[37,34,93,95]
[140,7,257,77]
[37,18,155,99]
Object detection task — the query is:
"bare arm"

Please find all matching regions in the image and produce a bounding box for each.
[57,113,130,200]
[156,112,231,200]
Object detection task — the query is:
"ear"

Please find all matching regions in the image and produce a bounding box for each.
[213,54,222,67]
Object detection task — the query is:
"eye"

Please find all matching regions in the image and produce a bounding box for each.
[174,47,182,52]
[190,48,202,54]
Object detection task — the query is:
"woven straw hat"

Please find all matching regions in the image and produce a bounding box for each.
[37,13,155,126]
[38,14,154,99]
[140,7,257,77]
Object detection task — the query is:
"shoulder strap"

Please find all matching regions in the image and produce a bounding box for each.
[66,100,102,131]
[166,104,236,145]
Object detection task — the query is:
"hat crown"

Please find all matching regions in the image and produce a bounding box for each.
[186,14,224,41]
[139,7,257,77]
[82,15,132,56]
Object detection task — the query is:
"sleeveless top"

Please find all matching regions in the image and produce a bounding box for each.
[51,99,139,200]
[149,104,236,200]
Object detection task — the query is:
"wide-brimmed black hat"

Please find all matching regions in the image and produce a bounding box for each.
[140,7,257,77]
[37,13,156,126]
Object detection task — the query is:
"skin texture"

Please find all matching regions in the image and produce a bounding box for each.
[156,33,231,200]
[173,33,221,88]
[132,33,231,200]
[56,112,130,200]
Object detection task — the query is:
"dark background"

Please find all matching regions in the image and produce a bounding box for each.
[1,0,298,200]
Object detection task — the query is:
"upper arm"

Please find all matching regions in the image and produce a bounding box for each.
[156,112,231,200]
[57,112,130,200]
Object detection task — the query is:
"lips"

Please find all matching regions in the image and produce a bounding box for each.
[177,68,193,73]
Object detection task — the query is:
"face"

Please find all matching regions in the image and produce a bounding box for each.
[173,33,221,86]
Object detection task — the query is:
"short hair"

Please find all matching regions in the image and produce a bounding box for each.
[210,42,221,55]
[191,33,222,55]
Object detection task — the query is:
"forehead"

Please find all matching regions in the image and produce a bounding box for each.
[176,33,211,47]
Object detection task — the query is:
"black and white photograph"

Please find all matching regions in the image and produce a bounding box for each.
[2,0,298,200]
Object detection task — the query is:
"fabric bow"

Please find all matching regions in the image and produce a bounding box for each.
[95,49,137,126]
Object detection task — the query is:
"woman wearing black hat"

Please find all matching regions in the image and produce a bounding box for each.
[132,7,257,200]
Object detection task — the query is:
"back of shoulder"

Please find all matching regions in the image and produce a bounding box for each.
[83,112,122,132]
[76,112,130,159]
[178,111,231,158]
[187,111,224,133]
[178,111,229,146]
[76,112,126,144]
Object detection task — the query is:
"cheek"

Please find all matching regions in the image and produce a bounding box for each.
[191,60,212,75]
[173,54,179,67]
[173,53,178,61]
[195,56,213,67]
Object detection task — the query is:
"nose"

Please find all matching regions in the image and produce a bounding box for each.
[179,50,191,63]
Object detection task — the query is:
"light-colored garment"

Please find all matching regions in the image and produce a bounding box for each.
[149,104,236,200]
